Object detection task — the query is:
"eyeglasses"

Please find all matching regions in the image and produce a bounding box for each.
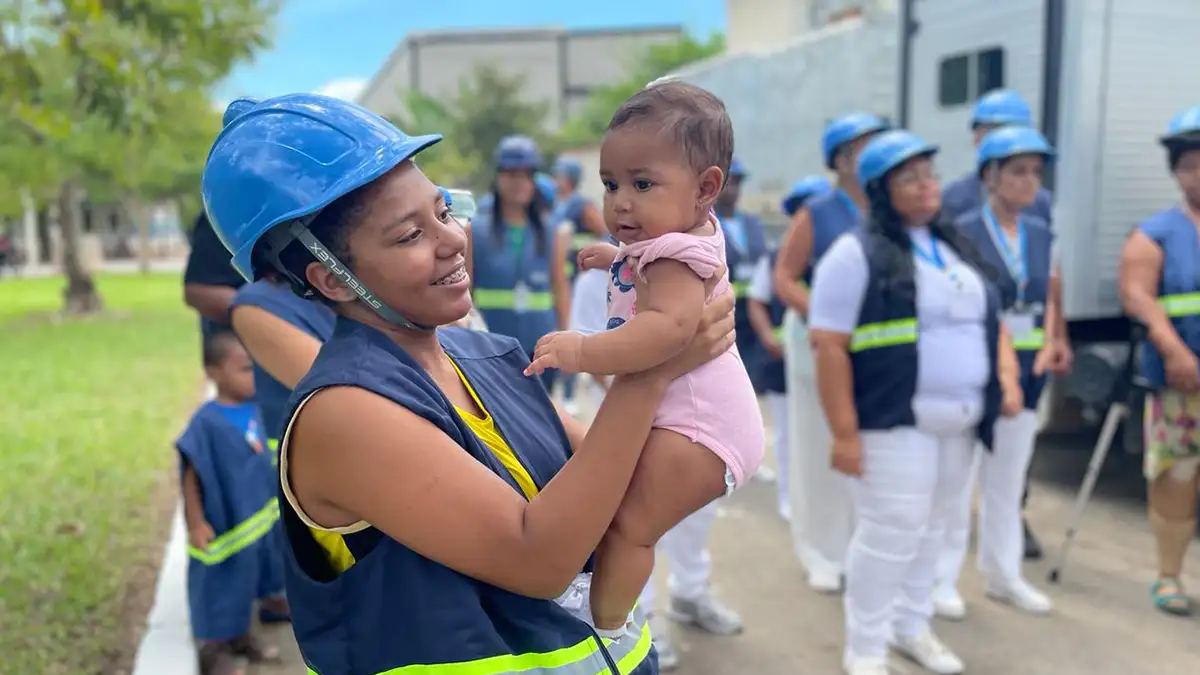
[891,170,939,187]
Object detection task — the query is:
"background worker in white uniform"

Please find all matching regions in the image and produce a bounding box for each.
[808,129,1023,675]
[774,115,888,592]
[933,127,1067,621]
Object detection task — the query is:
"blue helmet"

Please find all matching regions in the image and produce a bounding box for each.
[976,126,1055,175]
[534,172,557,204]
[857,130,939,188]
[822,113,890,169]
[553,157,582,184]
[971,89,1033,128]
[729,157,749,179]
[203,93,442,330]
[494,135,542,171]
[781,176,833,216]
[1160,106,1200,146]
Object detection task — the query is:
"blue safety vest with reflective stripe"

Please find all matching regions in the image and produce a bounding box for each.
[281,319,657,675]
[849,229,1003,449]
[1138,206,1200,389]
[722,212,769,391]
[956,209,1053,410]
[554,192,600,280]
[471,208,559,355]
[804,190,861,285]
[759,250,788,394]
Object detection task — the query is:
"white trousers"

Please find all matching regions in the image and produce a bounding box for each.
[783,311,853,576]
[765,392,791,514]
[843,427,976,660]
[936,410,1040,588]
[639,500,719,609]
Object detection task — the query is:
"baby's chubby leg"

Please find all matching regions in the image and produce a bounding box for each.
[589,428,728,632]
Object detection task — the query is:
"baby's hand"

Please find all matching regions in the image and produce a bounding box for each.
[525,331,587,376]
[578,243,619,272]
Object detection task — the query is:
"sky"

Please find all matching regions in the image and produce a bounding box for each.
[215,0,728,106]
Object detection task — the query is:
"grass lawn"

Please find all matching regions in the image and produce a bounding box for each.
[0,273,201,675]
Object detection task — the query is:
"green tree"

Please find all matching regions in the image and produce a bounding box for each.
[556,33,726,148]
[0,0,279,313]
[392,65,550,194]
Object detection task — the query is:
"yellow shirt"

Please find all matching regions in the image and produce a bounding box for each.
[312,359,539,573]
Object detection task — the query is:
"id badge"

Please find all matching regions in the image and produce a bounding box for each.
[945,267,978,320]
[513,281,530,313]
[1004,310,1036,341]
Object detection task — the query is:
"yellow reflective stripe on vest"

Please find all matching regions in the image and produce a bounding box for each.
[571,233,598,249]
[1012,328,1045,351]
[474,288,554,311]
[732,280,749,298]
[850,319,918,352]
[1158,292,1200,318]
[302,605,651,675]
[772,325,784,342]
[268,438,280,467]
[188,498,279,565]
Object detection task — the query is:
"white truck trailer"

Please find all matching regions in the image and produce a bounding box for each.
[670,0,1200,449]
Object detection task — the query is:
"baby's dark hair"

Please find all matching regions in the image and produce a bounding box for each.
[202,329,244,367]
[607,79,735,183]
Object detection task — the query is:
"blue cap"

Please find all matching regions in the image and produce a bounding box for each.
[203,93,442,280]
[780,176,833,216]
[972,89,1033,128]
[494,135,542,171]
[221,98,259,128]
[534,172,557,204]
[1161,106,1200,145]
[729,157,748,179]
[822,113,890,169]
[857,130,939,187]
[976,126,1055,175]
[553,157,582,184]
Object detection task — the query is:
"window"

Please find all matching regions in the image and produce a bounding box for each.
[938,55,970,106]
[937,47,1006,108]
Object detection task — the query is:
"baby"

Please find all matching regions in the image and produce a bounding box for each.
[525,80,764,637]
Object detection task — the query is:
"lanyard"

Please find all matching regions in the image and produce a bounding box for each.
[911,235,946,270]
[836,189,861,221]
[982,205,1028,304]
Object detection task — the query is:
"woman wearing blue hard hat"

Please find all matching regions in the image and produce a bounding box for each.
[744,175,832,522]
[1120,105,1200,617]
[773,113,887,593]
[202,93,739,675]
[466,135,571,390]
[807,129,1022,675]
[933,126,1065,621]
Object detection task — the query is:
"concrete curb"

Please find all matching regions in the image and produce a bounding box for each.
[131,505,198,675]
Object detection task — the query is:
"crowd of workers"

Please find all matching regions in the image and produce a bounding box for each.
[174,79,1200,675]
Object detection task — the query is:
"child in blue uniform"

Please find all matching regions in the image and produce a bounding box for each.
[178,331,283,675]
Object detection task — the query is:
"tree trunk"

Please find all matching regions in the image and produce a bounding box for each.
[58,180,103,314]
[129,199,152,274]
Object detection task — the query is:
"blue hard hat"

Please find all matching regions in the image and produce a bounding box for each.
[534,172,557,204]
[976,126,1055,175]
[203,93,442,281]
[495,135,542,171]
[553,157,582,184]
[781,176,833,216]
[971,89,1033,128]
[822,113,890,169]
[857,130,939,187]
[729,157,749,179]
[1160,106,1200,145]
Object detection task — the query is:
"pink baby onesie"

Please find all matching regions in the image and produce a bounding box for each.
[606,224,765,487]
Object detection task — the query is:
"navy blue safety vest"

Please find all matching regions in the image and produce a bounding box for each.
[759,250,788,394]
[943,173,1054,225]
[279,318,655,675]
[554,192,600,280]
[848,230,1003,449]
[1137,206,1200,389]
[722,212,769,390]
[471,209,559,355]
[230,279,337,446]
[176,401,279,641]
[956,209,1054,409]
[803,189,862,285]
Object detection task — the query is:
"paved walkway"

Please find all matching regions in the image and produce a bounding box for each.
[249,425,1200,675]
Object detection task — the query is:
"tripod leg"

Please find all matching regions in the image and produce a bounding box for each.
[1047,403,1128,583]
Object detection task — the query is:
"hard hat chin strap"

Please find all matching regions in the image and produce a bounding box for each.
[266,220,436,332]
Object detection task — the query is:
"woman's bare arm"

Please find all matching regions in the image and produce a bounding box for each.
[551,228,572,330]
[811,330,859,439]
[774,210,815,316]
[231,305,323,389]
[1120,230,1182,354]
